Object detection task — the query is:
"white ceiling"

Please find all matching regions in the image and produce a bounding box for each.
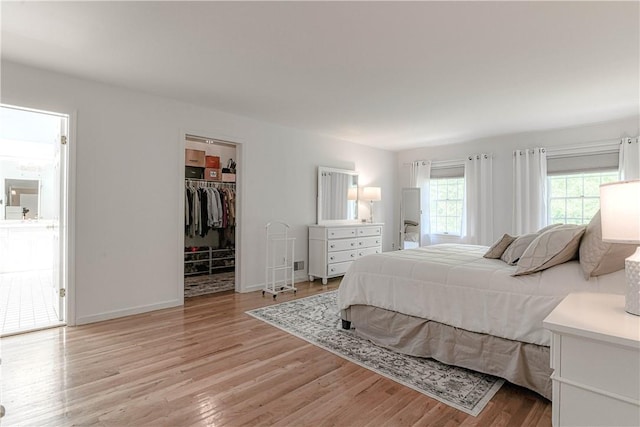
[2,1,638,151]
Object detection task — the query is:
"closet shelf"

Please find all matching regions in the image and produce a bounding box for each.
[184,246,235,276]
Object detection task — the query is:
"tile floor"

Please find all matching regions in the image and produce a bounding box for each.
[0,269,64,336]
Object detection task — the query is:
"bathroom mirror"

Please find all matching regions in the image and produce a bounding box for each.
[4,178,40,220]
[317,167,358,224]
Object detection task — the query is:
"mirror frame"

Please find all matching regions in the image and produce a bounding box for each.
[317,166,359,224]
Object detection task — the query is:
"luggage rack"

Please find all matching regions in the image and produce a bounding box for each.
[263,221,296,299]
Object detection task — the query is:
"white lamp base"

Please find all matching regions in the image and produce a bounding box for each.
[625,246,640,316]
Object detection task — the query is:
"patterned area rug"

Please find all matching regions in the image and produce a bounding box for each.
[246,290,504,416]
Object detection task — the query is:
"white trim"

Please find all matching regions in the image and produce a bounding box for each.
[76,299,182,325]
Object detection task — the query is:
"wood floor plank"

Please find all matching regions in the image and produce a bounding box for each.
[0,280,551,426]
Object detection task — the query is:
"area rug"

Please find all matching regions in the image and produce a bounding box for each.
[246,291,504,416]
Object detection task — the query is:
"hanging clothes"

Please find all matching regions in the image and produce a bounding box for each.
[185,180,236,238]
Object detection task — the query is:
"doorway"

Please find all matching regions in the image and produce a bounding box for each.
[0,105,69,336]
[183,134,238,297]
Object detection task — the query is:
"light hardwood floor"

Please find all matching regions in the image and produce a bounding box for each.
[0,280,551,426]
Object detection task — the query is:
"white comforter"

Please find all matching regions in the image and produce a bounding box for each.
[337,244,625,346]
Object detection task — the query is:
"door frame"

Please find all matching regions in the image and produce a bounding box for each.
[1,103,77,326]
[178,129,243,301]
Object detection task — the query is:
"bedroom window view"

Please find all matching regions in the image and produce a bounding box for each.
[429,177,464,235]
[547,170,619,225]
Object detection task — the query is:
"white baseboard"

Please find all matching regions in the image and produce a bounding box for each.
[75,299,182,325]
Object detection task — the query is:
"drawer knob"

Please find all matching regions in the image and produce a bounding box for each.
[359,242,363,245]
[351,253,354,257]
[330,268,335,272]
[330,244,335,248]
[330,256,334,260]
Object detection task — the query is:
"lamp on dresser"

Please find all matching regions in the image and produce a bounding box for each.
[600,179,640,315]
[362,187,381,223]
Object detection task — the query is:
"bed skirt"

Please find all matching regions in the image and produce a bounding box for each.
[343,305,552,400]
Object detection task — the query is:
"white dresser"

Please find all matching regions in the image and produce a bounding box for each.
[308,223,383,285]
[543,293,640,427]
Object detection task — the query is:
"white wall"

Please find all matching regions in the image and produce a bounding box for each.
[1,61,397,325]
[397,116,640,246]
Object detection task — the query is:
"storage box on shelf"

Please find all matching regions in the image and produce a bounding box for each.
[205,155,220,168]
[222,173,236,182]
[185,149,206,167]
[308,223,383,285]
[185,166,204,180]
[205,168,221,181]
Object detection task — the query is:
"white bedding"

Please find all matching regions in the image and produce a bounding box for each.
[337,244,625,346]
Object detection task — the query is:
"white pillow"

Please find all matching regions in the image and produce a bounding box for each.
[514,225,586,276]
[500,233,538,265]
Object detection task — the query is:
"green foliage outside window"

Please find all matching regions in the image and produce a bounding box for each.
[548,171,618,225]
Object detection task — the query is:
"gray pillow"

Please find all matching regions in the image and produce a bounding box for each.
[501,233,538,265]
[579,210,637,278]
[514,224,586,276]
[484,234,517,259]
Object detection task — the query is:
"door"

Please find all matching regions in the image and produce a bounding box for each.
[400,187,421,249]
[0,105,68,335]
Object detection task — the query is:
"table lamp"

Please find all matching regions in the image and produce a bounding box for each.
[362,187,381,223]
[600,180,640,315]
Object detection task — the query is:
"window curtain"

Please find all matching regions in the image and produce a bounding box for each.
[619,137,640,180]
[463,154,493,245]
[512,148,547,235]
[410,160,431,245]
[321,171,349,220]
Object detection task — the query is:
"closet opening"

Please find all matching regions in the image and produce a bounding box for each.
[183,134,237,297]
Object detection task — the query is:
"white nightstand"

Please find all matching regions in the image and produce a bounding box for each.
[543,293,640,427]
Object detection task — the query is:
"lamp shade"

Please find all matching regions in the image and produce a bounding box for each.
[362,187,381,201]
[347,187,358,201]
[600,180,640,244]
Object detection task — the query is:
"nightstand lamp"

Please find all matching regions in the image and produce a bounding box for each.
[600,179,640,315]
[362,187,381,223]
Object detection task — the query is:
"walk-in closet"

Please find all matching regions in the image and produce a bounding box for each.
[184,135,237,297]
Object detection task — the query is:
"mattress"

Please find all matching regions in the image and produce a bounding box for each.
[337,244,625,346]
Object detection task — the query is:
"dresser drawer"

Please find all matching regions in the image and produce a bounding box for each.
[328,261,352,276]
[559,334,640,400]
[357,247,381,258]
[327,228,357,239]
[328,239,357,252]
[328,250,357,264]
[358,236,382,248]
[358,226,382,237]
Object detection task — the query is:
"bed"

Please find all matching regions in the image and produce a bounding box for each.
[337,243,626,399]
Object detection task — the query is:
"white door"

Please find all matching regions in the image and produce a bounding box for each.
[0,105,68,335]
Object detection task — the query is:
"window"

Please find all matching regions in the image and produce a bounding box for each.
[547,171,618,225]
[429,177,464,235]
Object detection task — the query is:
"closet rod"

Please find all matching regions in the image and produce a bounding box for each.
[185,178,236,187]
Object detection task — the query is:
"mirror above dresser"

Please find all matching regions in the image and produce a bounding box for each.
[317,166,359,224]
